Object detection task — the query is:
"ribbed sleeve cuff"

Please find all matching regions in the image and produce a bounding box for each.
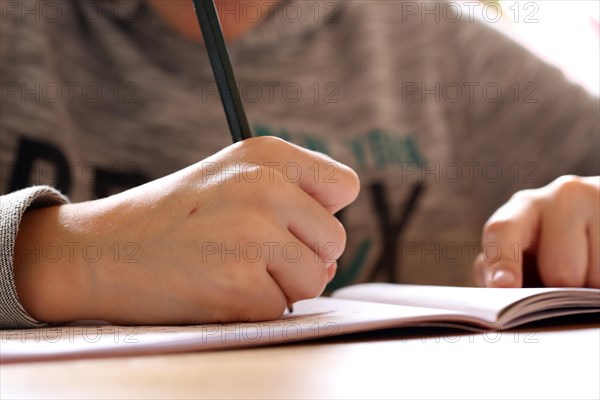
[0,186,69,329]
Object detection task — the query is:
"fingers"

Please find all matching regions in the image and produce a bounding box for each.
[230,136,361,213]
[265,229,330,304]
[537,203,587,287]
[585,177,600,287]
[587,215,600,287]
[480,191,541,288]
[535,176,597,287]
[264,190,343,303]
[280,183,346,263]
[477,176,600,289]
[179,136,354,321]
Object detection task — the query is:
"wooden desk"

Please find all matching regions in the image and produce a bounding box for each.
[1,320,599,399]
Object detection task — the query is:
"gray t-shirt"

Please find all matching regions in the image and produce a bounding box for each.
[1,0,598,328]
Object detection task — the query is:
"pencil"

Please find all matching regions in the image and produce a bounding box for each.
[192,0,293,314]
[192,0,252,142]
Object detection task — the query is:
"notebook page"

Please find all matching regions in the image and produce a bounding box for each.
[331,283,595,322]
[1,297,467,363]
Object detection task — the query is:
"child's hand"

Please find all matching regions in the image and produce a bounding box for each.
[14,137,360,325]
[475,175,599,288]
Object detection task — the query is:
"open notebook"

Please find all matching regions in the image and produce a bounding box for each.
[2,284,598,363]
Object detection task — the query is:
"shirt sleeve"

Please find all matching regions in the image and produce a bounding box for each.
[0,186,69,329]
[451,18,600,221]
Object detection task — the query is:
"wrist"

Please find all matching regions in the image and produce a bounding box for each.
[13,204,96,323]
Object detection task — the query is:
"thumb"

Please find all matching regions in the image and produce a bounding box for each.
[480,195,541,288]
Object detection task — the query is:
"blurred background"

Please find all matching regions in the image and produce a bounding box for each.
[477,0,599,95]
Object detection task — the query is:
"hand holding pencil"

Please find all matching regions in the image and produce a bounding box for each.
[166,1,358,318]
[13,1,360,327]
[12,0,360,327]
[192,0,293,312]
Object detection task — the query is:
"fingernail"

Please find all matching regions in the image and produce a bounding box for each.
[490,269,516,287]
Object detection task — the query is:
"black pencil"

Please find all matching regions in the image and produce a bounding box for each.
[192,0,293,314]
[192,0,252,142]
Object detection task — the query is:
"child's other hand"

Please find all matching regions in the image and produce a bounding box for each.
[475,175,599,288]
[14,137,360,325]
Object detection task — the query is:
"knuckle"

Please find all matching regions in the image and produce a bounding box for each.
[552,174,583,186]
[550,176,587,205]
[254,135,288,148]
[509,188,536,202]
[483,218,518,238]
[252,136,293,158]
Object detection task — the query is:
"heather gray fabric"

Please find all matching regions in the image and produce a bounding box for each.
[1,0,598,328]
[0,186,67,327]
